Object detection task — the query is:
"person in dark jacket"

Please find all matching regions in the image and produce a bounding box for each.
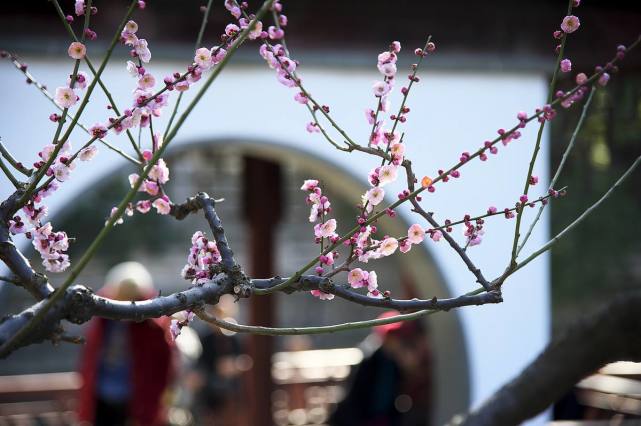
[330,311,432,426]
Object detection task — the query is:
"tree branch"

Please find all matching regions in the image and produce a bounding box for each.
[451,291,641,426]
[197,193,236,270]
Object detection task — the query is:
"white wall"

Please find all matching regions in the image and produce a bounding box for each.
[0,58,550,422]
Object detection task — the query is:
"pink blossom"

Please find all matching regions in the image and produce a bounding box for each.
[126,61,138,77]
[366,187,385,206]
[75,0,85,16]
[211,46,227,64]
[152,196,171,215]
[52,163,71,182]
[268,26,284,40]
[560,59,572,73]
[377,51,397,65]
[136,200,151,214]
[407,224,425,244]
[399,239,412,253]
[224,0,241,19]
[560,15,580,34]
[575,72,588,85]
[372,81,391,97]
[138,73,155,89]
[367,289,383,298]
[54,87,77,108]
[315,219,337,238]
[134,39,151,63]
[78,145,98,161]
[306,122,320,133]
[194,47,212,69]
[347,268,365,288]
[89,123,107,138]
[225,24,240,36]
[377,165,398,186]
[390,142,405,158]
[9,218,26,234]
[365,109,376,125]
[143,180,159,196]
[294,92,308,104]
[149,158,170,184]
[175,81,190,92]
[67,42,86,60]
[300,179,319,191]
[68,71,89,90]
[124,20,138,34]
[128,173,139,188]
[310,290,334,300]
[365,271,378,291]
[378,237,398,256]
[390,41,401,53]
[431,230,443,242]
[377,62,397,77]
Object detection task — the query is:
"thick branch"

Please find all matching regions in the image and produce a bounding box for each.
[0,227,54,300]
[197,193,236,270]
[451,291,641,426]
[330,285,502,312]
[251,274,502,311]
[0,277,232,357]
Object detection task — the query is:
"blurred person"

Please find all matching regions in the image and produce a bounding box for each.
[77,262,175,426]
[330,311,432,426]
[189,294,251,425]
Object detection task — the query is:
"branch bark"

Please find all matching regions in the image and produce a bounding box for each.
[450,291,641,426]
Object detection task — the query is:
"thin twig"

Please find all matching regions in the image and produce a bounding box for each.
[517,86,596,255]
[515,153,641,273]
[510,0,574,265]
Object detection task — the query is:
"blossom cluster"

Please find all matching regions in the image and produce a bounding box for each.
[180,231,223,285]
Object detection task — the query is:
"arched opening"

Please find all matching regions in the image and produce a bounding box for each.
[0,138,470,425]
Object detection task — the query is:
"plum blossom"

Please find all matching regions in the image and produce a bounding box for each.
[560,15,580,33]
[347,268,365,288]
[134,39,151,63]
[52,163,71,182]
[378,165,398,186]
[124,20,138,34]
[372,81,391,97]
[9,216,26,234]
[366,187,385,206]
[67,42,86,60]
[148,159,170,184]
[407,224,425,244]
[301,179,319,191]
[138,73,156,89]
[314,218,337,238]
[310,289,334,300]
[224,0,241,19]
[31,222,71,272]
[126,60,138,77]
[75,0,85,16]
[378,237,398,256]
[152,196,171,215]
[54,87,77,108]
[170,310,195,340]
[431,230,443,242]
[181,231,222,285]
[194,47,212,69]
[68,71,89,90]
[560,59,572,73]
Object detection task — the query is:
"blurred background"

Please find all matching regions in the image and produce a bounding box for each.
[1,0,640,425]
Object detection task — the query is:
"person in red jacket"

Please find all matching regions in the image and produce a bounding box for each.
[77,262,175,426]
